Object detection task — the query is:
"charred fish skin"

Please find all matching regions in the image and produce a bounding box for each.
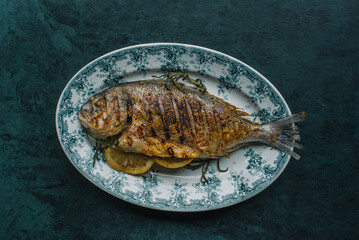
[78,80,306,160]
[78,86,131,139]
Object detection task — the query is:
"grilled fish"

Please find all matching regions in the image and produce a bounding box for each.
[78,79,306,162]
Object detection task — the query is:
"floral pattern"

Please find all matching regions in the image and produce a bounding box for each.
[56,43,291,212]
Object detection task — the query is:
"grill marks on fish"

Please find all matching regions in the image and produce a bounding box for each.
[187,98,209,149]
[177,99,192,144]
[162,94,177,124]
[170,95,184,141]
[142,94,180,144]
[213,109,223,139]
[138,92,240,152]
[156,97,169,139]
[139,93,197,146]
[80,88,134,138]
[163,94,179,141]
[201,107,209,141]
[185,98,197,136]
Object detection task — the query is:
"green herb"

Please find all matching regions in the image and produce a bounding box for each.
[153,71,207,93]
[217,158,228,172]
[93,141,100,167]
[103,136,119,149]
[104,142,112,149]
[185,158,228,183]
[85,129,121,167]
[201,161,210,183]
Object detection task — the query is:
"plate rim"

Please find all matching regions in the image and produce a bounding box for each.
[55,42,292,212]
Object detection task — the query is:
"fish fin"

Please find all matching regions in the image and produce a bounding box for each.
[117,129,201,159]
[262,112,307,160]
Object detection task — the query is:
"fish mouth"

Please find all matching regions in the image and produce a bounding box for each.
[78,110,91,128]
[78,109,104,139]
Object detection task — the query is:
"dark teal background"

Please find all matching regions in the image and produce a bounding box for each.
[1,0,358,239]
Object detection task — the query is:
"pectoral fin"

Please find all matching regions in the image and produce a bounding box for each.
[115,123,200,159]
[116,135,201,159]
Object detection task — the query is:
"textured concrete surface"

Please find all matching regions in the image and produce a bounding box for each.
[1,0,358,239]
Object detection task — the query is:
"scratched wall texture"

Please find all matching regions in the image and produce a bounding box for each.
[1,0,358,239]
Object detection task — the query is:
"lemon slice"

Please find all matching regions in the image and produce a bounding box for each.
[104,146,155,175]
[154,157,194,169]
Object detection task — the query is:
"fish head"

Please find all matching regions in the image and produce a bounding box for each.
[78,91,127,139]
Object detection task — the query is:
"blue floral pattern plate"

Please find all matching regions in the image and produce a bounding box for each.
[56,43,292,212]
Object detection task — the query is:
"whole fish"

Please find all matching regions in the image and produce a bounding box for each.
[79,78,306,162]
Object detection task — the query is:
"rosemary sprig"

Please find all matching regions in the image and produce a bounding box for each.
[184,159,207,170]
[85,129,121,167]
[217,158,228,172]
[201,161,210,183]
[93,141,100,167]
[185,158,228,183]
[153,71,207,93]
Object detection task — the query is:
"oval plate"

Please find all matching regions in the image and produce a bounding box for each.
[56,43,291,212]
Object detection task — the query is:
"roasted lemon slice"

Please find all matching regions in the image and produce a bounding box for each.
[154,157,194,169]
[104,146,155,175]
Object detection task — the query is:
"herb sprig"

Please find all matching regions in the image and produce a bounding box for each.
[85,129,120,167]
[153,71,207,93]
[185,158,228,183]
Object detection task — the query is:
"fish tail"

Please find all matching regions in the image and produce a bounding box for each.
[261,112,307,160]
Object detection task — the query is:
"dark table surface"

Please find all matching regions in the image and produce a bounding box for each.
[1,0,358,239]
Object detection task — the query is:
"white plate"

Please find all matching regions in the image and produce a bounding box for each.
[56,43,291,212]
